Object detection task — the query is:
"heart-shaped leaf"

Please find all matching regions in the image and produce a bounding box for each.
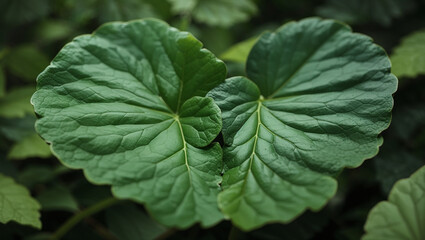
[208,18,397,230]
[32,19,226,228]
[363,165,425,240]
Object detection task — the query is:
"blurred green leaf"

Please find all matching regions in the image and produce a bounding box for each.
[106,203,168,240]
[391,29,425,78]
[0,0,49,26]
[0,174,41,229]
[0,115,36,142]
[220,37,258,63]
[35,21,75,43]
[5,46,49,82]
[37,185,79,212]
[8,133,51,160]
[317,0,416,26]
[200,27,233,55]
[0,157,18,179]
[98,0,160,23]
[168,0,197,13]
[18,165,57,188]
[363,165,425,240]
[0,87,35,118]
[169,0,257,27]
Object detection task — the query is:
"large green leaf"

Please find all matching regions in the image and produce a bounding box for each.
[317,0,416,26]
[391,29,425,78]
[0,174,41,229]
[208,18,397,230]
[32,19,226,228]
[363,165,425,240]
[168,0,257,27]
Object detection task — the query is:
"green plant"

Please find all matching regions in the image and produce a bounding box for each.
[27,16,398,234]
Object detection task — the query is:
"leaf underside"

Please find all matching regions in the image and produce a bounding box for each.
[362,165,425,240]
[208,18,397,230]
[32,19,226,228]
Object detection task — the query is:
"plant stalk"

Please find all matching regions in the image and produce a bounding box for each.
[51,197,121,240]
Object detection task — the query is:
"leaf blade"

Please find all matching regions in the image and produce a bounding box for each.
[0,174,41,229]
[209,18,397,230]
[32,19,226,228]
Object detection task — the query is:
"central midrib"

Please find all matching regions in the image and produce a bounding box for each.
[175,117,193,186]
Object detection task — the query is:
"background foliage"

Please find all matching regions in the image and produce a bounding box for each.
[0,0,424,239]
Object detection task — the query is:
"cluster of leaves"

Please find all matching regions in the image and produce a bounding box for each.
[1,1,425,240]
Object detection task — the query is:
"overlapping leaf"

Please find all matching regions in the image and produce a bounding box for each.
[32,19,226,228]
[208,18,397,230]
[363,165,425,240]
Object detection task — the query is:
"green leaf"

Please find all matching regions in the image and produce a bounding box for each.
[208,18,397,230]
[32,19,226,228]
[317,0,416,26]
[0,174,41,229]
[35,21,75,43]
[0,115,36,142]
[18,165,58,188]
[168,0,197,13]
[106,203,167,240]
[391,29,425,78]
[37,185,79,212]
[8,133,52,160]
[0,87,35,118]
[169,0,257,27]
[5,46,50,82]
[220,37,258,63]
[0,0,49,26]
[363,165,425,240]
[97,0,160,23]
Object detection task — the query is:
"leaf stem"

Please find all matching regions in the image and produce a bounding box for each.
[179,13,192,31]
[51,197,121,240]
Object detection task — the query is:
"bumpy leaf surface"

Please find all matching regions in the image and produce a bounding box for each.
[363,165,425,240]
[0,174,41,229]
[391,29,425,78]
[32,19,226,228]
[208,18,397,230]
